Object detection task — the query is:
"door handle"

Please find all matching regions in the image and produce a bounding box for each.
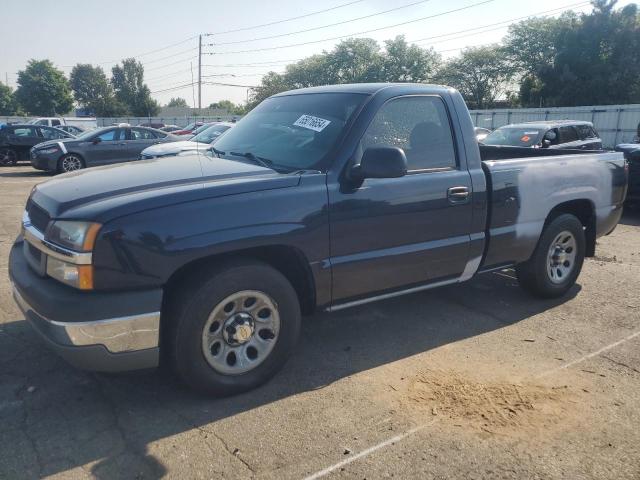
[448,186,470,203]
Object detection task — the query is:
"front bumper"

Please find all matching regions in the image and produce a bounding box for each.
[30,151,58,171]
[9,240,162,372]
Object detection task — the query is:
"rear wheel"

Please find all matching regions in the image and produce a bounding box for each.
[516,214,585,298]
[169,260,301,396]
[0,148,18,166]
[57,154,84,173]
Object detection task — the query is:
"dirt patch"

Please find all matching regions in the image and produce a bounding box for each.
[405,369,578,436]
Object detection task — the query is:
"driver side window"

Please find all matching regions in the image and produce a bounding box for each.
[96,129,119,141]
[361,96,457,171]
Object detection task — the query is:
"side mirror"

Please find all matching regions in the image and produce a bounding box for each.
[92,137,102,144]
[350,146,408,182]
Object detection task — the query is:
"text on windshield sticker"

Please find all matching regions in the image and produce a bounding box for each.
[294,115,331,132]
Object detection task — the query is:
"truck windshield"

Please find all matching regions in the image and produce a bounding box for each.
[212,93,367,172]
[482,127,545,147]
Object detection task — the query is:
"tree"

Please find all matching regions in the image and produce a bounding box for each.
[0,83,19,115]
[436,45,516,109]
[15,60,74,115]
[166,97,189,108]
[111,58,160,116]
[380,36,441,82]
[208,99,246,115]
[70,64,126,116]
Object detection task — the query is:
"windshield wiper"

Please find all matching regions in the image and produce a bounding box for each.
[229,151,274,170]
[209,146,225,158]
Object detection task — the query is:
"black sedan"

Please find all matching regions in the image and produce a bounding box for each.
[30,126,179,173]
[0,124,74,166]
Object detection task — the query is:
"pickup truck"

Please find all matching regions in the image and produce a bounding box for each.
[28,117,98,130]
[9,84,628,396]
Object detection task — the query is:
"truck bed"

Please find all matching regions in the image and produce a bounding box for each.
[477,147,627,270]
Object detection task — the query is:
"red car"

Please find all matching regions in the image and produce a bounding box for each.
[172,122,206,136]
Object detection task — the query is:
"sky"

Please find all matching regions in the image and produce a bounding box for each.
[1,0,635,107]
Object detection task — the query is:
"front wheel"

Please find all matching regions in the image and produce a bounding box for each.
[0,148,18,166]
[516,214,586,298]
[169,260,301,396]
[57,154,84,173]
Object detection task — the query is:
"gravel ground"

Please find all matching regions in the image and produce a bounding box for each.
[1,164,639,480]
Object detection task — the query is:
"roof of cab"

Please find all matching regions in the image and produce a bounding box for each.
[271,82,453,97]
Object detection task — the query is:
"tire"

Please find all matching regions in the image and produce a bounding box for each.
[0,147,18,166]
[168,259,301,396]
[516,214,586,298]
[57,153,84,174]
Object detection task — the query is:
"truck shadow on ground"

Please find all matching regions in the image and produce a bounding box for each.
[0,270,580,479]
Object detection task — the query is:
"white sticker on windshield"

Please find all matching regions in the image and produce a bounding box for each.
[524,131,539,135]
[293,114,331,132]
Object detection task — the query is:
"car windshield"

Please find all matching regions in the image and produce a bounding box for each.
[212,93,367,172]
[191,124,212,136]
[183,122,197,131]
[482,127,545,147]
[193,124,231,144]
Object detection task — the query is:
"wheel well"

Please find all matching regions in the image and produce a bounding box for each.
[545,199,596,257]
[163,245,316,315]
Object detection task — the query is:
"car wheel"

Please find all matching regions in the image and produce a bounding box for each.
[516,214,585,298]
[57,154,84,173]
[168,259,301,396]
[0,148,18,166]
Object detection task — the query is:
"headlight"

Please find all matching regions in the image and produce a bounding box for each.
[38,147,60,155]
[46,257,93,290]
[46,221,101,252]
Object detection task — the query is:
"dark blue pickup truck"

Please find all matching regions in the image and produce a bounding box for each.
[9,84,629,395]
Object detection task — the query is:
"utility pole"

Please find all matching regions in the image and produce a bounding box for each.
[198,35,202,110]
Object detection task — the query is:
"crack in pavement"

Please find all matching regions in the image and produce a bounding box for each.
[602,355,640,375]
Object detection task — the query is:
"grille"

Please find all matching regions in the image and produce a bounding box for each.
[26,200,50,233]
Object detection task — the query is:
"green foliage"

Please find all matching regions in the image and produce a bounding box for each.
[166,97,189,108]
[70,64,126,116]
[15,60,74,115]
[208,99,246,115]
[111,58,160,116]
[435,45,516,109]
[506,1,640,106]
[248,36,441,108]
[0,83,19,115]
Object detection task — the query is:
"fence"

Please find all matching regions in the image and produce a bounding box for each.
[469,104,640,148]
[0,115,240,127]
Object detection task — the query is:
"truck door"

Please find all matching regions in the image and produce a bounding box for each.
[328,95,474,303]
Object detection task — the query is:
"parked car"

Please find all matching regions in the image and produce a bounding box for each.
[160,125,181,132]
[0,124,74,166]
[28,117,97,130]
[55,125,86,136]
[474,127,491,142]
[29,126,178,173]
[482,121,602,150]
[172,122,206,136]
[140,122,234,159]
[140,122,165,129]
[10,83,627,396]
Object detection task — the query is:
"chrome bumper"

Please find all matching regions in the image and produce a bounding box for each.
[13,286,160,353]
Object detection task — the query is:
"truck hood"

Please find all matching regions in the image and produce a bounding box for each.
[141,140,206,157]
[30,153,300,223]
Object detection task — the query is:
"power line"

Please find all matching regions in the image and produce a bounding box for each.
[61,36,198,67]
[201,60,302,67]
[211,0,432,46]
[140,47,199,65]
[144,56,199,72]
[411,1,590,45]
[203,81,258,88]
[150,82,196,94]
[206,0,495,55]
[208,0,365,35]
